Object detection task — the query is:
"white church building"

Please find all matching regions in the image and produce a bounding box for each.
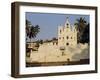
[58,17,77,47]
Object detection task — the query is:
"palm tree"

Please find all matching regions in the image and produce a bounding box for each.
[82,23,90,43]
[26,20,40,42]
[75,17,87,43]
[26,20,40,57]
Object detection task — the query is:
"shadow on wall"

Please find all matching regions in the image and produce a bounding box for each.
[72,47,89,61]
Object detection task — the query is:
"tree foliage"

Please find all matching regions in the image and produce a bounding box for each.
[75,17,89,43]
[26,20,40,42]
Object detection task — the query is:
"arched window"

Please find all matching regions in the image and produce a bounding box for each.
[66,36,69,39]
[71,37,72,39]
[66,43,69,46]
[67,23,69,26]
[60,30,61,33]
[67,23,69,28]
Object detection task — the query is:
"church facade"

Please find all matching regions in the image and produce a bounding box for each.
[58,17,77,47]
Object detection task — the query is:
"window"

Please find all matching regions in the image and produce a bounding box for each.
[60,30,61,33]
[71,37,72,39]
[62,52,65,56]
[53,42,55,45]
[67,58,70,62]
[67,23,69,26]
[66,36,69,39]
[67,23,69,28]
[59,37,61,39]
[66,43,69,46]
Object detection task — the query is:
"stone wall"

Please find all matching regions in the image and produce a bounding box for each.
[29,43,89,62]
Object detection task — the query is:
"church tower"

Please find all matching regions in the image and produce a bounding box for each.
[58,17,77,47]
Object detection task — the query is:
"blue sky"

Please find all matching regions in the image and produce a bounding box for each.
[26,12,89,41]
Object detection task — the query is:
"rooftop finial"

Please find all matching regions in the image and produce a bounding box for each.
[65,16,70,27]
[66,17,69,23]
[66,17,69,19]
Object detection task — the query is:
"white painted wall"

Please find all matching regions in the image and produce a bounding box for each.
[0,0,100,80]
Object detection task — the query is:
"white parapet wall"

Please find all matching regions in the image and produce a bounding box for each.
[29,43,89,62]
